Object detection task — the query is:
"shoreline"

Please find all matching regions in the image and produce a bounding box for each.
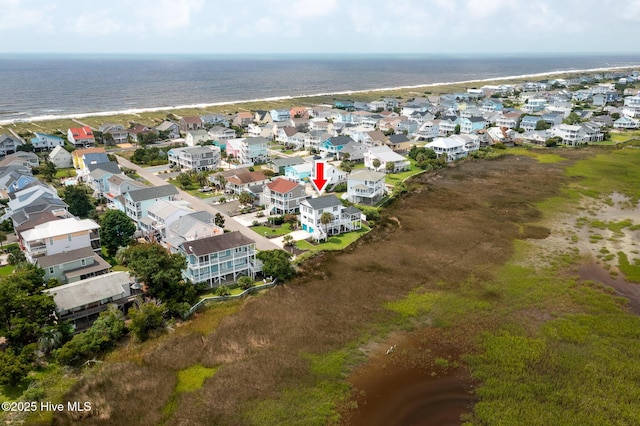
[1,64,638,127]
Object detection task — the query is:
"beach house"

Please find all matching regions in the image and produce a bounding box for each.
[347,170,386,205]
[67,126,95,148]
[299,194,363,241]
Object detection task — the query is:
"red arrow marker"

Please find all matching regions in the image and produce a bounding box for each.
[312,160,328,194]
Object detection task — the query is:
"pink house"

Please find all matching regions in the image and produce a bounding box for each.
[225,138,243,160]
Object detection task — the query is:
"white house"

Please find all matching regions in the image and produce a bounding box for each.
[67,126,95,148]
[347,170,386,205]
[185,129,211,147]
[20,217,101,263]
[299,194,363,241]
[364,146,410,173]
[426,137,467,162]
[167,146,221,171]
[48,145,73,168]
[550,124,586,146]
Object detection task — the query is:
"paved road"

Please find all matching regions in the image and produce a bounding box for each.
[115,155,280,251]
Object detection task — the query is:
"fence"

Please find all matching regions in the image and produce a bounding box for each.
[184,278,279,318]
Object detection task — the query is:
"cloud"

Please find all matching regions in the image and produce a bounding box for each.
[0,0,55,32]
[290,0,338,18]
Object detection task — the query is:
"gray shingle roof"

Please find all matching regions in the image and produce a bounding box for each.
[180,232,255,256]
[304,194,342,210]
[126,184,179,202]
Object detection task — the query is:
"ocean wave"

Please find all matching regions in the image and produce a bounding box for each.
[0,64,637,126]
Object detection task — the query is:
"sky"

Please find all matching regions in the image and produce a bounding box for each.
[1,0,639,55]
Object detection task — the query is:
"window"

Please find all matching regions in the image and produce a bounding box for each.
[49,237,54,245]
[49,267,54,274]
[81,258,86,266]
[68,234,72,242]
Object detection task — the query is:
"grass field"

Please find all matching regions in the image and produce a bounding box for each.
[251,223,295,237]
[296,226,370,251]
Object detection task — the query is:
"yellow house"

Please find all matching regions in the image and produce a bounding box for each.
[72,147,106,170]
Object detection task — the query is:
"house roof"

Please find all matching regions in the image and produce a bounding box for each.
[303,194,342,210]
[180,232,255,256]
[388,134,410,143]
[44,271,132,312]
[181,116,203,124]
[326,136,353,146]
[87,161,121,175]
[126,184,179,202]
[245,137,269,146]
[49,145,71,158]
[348,169,386,182]
[69,126,94,139]
[72,147,106,158]
[21,217,99,241]
[266,178,301,194]
[368,146,408,162]
[280,126,298,137]
[35,246,96,268]
[226,171,268,185]
[367,130,387,142]
[270,156,306,168]
[427,138,465,149]
[156,121,178,131]
[147,199,194,220]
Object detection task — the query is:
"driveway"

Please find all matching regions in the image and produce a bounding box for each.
[115,155,280,251]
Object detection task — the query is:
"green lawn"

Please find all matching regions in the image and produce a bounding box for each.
[54,168,77,179]
[0,264,13,276]
[251,223,295,237]
[385,161,424,185]
[296,226,370,251]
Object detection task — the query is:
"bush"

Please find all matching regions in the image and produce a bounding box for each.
[127,299,166,342]
[54,306,125,365]
[237,276,255,290]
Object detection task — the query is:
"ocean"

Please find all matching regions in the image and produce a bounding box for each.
[1,53,639,124]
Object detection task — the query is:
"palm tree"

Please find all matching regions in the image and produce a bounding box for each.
[320,212,334,239]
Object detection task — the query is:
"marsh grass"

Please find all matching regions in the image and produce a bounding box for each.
[53,147,640,425]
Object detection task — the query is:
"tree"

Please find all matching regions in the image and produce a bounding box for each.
[214,213,226,228]
[563,112,582,125]
[0,266,57,350]
[320,212,334,235]
[0,231,6,250]
[118,244,195,316]
[385,161,396,174]
[256,249,295,281]
[175,172,192,189]
[372,158,381,169]
[454,124,461,134]
[340,160,354,173]
[100,209,136,256]
[54,305,126,365]
[282,234,295,248]
[103,132,115,146]
[238,191,254,206]
[0,348,32,387]
[41,160,57,182]
[61,184,93,218]
[195,170,209,187]
[215,285,231,296]
[535,120,550,130]
[127,298,166,342]
[237,275,255,290]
